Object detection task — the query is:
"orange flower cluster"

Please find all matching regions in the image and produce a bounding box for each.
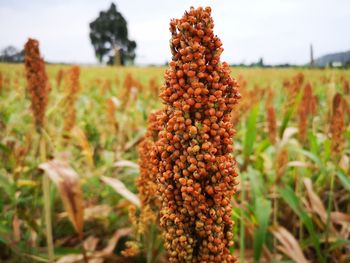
[63,66,80,133]
[24,38,50,130]
[154,7,240,262]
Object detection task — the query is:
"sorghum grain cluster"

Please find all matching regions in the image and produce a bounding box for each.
[155,6,240,262]
[63,66,80,133]
[137,110,166,226]
[24,38,50,130]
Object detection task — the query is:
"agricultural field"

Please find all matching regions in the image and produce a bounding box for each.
[0,61,349,262]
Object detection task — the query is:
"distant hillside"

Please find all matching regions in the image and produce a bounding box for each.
[314,50,350,67]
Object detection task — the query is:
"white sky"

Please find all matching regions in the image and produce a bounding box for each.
[0,0,349,65]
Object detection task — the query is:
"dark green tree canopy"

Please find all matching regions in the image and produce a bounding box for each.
[0,46,24,63]
[89,3,136,65]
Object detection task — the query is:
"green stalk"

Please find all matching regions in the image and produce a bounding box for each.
[147,223,156,263]
[272,184,278,253]
[240,171,246,263]
[325,172,335,249]
[40,135,54,262]
[79,234,88,263]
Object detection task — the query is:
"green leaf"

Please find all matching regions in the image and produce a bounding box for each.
[253,197,271,262]
[308,132,319,156]
[279,89,303,138]
[278,186,325,263]
[244,105,259,159]
[336,170,350,191]
[323,139,331,163]
[247,168,264,201]
[279,107,293,139]
[0,173,15,201]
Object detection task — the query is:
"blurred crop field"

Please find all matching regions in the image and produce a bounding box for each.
[0,63,350,262]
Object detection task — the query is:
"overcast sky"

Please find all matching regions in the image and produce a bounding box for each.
[0,0,349,65]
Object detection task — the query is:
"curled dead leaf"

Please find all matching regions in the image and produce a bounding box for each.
[331,212,350,224]
[113,160,139,170]
[303,178,328,224]
[39,159,84,237]
[270,225,309,263]
[101,176,140,207]
[280,127,298,148]
[56,228,132,263]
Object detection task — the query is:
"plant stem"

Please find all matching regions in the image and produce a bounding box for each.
[272,184,278,253]
[147,224,155,263]
[79,234,88,263]
[240,171,245,263]
[40,135,55,262]
[325,172,335,249]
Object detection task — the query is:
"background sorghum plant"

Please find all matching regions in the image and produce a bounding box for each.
[24,38,50,130]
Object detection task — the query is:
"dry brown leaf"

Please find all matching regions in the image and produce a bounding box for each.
[303,178,328,224]
[123,132,145,152]
[56,254,84,263]
[331,212,350,224]
[12,214,21,242]
[56,229,131,263]
[110,96,121,108]
[84,236,99,252]
[101,176,140,207]
[339,154,349,171]
[287,161,309,168]
[84,205,111,220]
[280,127,298,147]
[113,160,139,169]
[58,205,111,221]
[97,228,132,256]
[270,225,309,263]
[39,159,84,237]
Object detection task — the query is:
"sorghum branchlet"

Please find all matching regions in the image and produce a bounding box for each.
[343,79,349,95]
[267,105,277,144]
[0,71,3,94]
[231,82,263,126]
[120,73,143,108]
[283,73,304,115]
[137,110,166,229]
[330,93,345,158]
[157,7,240,262]
[63,66,80,133]
[149,77,160,97]
[24,38,50,130]
[106,98,119,132]
[56,68,65,88]
[297,83,317,143]
[275,147,289,183]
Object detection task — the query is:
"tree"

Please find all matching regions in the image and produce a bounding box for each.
[89,3,136,65]
[0,46,24,63]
